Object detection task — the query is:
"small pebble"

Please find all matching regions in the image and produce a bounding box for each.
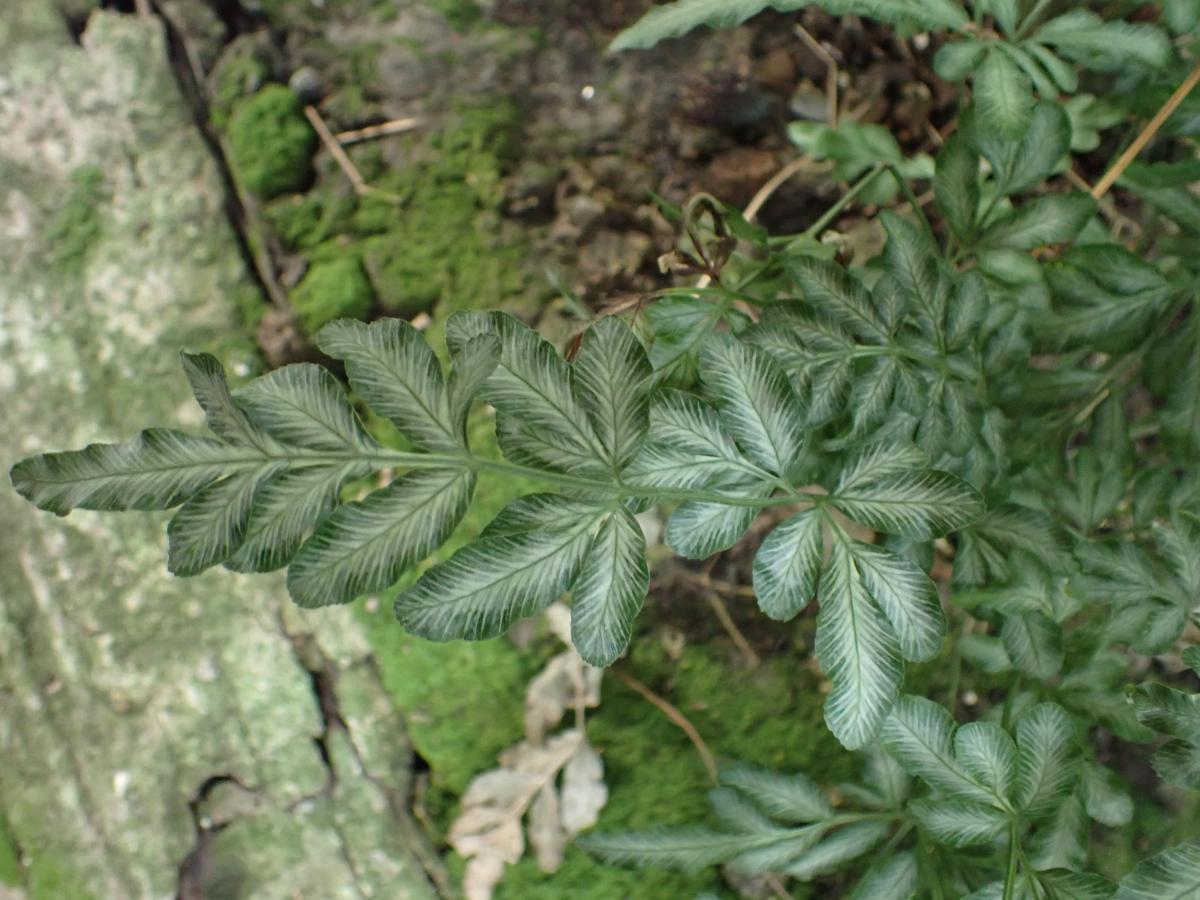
[288,67,322,104]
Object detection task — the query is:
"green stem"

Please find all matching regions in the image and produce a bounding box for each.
[304,447,826,510]
[803,162,888,239]
[1016,0,1055,38]
[886,164,938,248]
[1002,818,1022,900]
[1001,673,1023,732]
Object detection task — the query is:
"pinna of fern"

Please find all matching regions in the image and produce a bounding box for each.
[11,308,983,749]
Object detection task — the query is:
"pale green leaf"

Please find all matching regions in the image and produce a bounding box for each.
[910,797,1007,847]
[610,0,779,51]
[448,334,502,439]
[1035,10,1170,71]
[851,851,920,899]
[167,466,282,576]
[11,428,264,514]
[753,509,823,621]
[978,194,1096,251]
[935,39,987,80]
[396,503,601,639]
[1116,838,1200,899]
[708,786,785,834]
[1082,763,1133,827]
[1002,611,1064,679]
[816,541,902,749]
[234,363,376,453]
[784,821,891,881]
[967,101,1070,195]
[934,135,980,240]
[1036,868,1117,900]
[580,827,804,871]
[836,443,928,493]
[1023,43,1078,93]
[572,316,652,471]
[954,721,1017,801]
[317,318,459,451]
[830,469,984,539]
[975,47,1033,138]
[880,212,950,332]
[482,493,603,537]
[625,443,750,491]
[666,487,769,559]
[287,468,474,608]
[850,540,946,662]
[726,826,827,874]
[570,508,649,667]
[448,311,605,473]
[224,463,369,573]
[789,256,887,342]
[1041,245,1173,352]
[720,762,834,823]
[981,0,1018,34]
[1030,790,1088,870]
[699,333,807,478]
[1015,703,1078,818]
[180,352,281,452]
[880,695,997,804]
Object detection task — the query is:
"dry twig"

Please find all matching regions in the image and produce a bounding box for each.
[704,592,761,668]
[334,117,422,146]
[610,668,718,781]
[794,24,839,126]
[304,105,374,196]
[1091,58,1200,201]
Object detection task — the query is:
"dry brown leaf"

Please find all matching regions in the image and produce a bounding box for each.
[524,650,602,743]
[560,740,608,835]
[528,782,565,872]
[450,604,610,898]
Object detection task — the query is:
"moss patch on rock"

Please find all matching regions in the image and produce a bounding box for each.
[44,164,108,275]
[226,85,316,200]
[263,95,545,333]
[290,255,374,336]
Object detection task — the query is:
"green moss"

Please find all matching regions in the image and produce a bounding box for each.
[290,256,374,336]
[226,85,316,200]
[209,43,268,131]
[44,165,108,275]
[429,0,484,32]
[266,189,357,252]
[0,814,19,885]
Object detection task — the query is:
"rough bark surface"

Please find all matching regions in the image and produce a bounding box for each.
[0,6,439,898]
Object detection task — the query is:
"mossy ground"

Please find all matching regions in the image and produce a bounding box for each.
[290,256,374,336]
[226,85,317,200]
[259,96,545,339]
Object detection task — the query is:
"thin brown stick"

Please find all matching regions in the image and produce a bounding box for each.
[744,157,810,223]
[610,668,718,782]
[1091,58,1200,201]
[134,0,152,17]
[304,105,375,197]
[704,592,761,668]
[794,24,839,127]
[334,117,422,146]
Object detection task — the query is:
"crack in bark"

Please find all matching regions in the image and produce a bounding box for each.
[275,614,455,898]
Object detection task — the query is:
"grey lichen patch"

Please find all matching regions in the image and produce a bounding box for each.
[0,6,437,898]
